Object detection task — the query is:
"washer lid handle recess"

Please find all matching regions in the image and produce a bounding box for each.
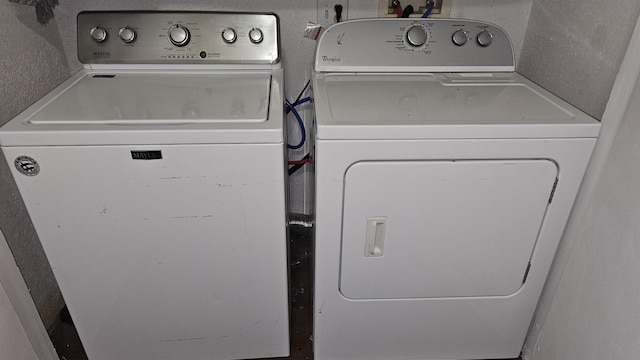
[314,18,514,73]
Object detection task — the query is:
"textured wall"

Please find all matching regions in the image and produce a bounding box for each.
[0,2,70,327]
[518,0,640,119]
[450,0,532,65]
[524,17,640,357]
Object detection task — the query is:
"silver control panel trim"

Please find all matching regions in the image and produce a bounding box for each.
[78,11,280,65]
[314,18,514,72]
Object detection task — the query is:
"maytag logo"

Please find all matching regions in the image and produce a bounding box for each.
[14,156,40,176]
[322,55,341,63]
[131,151,163,160]
[93,51,111,57]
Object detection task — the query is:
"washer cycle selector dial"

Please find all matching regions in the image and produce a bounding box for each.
[90,26,108,43]
[118,27,136,43]
[452,29,467,46]
[248,28,264,44]
[476,30,493,47]
[168,24,190,47]
[222,28,237,44]
[405,25,429,47]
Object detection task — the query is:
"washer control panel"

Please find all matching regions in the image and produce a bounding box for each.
[315,19,514,72]
[78,11,280,64]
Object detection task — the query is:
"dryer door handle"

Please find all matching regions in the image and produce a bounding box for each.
[364,218,386,257]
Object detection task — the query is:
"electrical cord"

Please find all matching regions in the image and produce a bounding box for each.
[294,80,311,104]
[401,5,413,18]
[288,153,312,175]
[334,4,343,22]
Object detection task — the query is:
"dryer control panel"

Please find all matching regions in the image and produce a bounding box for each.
[78,11,280,64]
[314,18,514,72]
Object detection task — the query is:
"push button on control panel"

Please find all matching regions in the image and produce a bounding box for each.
[90,26,108,43]
[476,30,493,47]
[451,29,467,46]
[249,28,264,44]
[222,27,237,44]
[118,27,136,43]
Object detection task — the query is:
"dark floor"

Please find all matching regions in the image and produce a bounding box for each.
[47,226,520,360]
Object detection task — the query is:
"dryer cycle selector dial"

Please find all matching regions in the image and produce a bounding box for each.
[90,26,108,43]
[249,28,264,44]
[452,29,468,46]
[168,24,190,47]
[476,30,493,47]
[222,28,237,44]
[118,27,136,43]
[405,25,429,47]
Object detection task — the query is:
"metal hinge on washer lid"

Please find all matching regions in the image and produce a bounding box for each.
[548,177,559,203]
[522,262,532,284]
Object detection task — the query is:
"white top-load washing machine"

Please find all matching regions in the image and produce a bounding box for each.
[312,19,600,360]
[0,11,289,360]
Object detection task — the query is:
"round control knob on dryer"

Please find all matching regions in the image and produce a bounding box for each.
[90,26,108,43]
[476,30,493,47]
[118,27,136,43]
[452,29,467,46]
[248,28,264,44]
[168,24,190,47]
[221,28,237,44]
[406,25,429,47]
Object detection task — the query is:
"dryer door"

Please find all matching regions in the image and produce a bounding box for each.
[339,159,557,299]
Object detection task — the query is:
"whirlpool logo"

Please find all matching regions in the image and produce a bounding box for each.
[321,55,341,63]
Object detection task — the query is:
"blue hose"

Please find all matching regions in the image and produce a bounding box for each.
[421,1,433,18]
[286,100,306,150]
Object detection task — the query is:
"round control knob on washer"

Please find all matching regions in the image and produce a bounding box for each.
[90,26,108,43]
[405,25,429,47]
[248,28,264,44]
[476,30,493,47]
[221,28,237,44]
[451,29,467,46]
[168,24,190,47]
[118,27,136,43]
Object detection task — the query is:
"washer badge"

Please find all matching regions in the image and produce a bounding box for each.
[14,156,40,176]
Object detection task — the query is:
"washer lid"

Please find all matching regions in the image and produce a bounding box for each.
[30,72,271,124]
[0,70,284,146]
[314,72,601,139]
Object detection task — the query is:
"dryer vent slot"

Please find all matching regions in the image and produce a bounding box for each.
[93,74,116,78]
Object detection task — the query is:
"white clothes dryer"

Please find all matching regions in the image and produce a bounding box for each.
[0,11,289,360]
[312,19,600,360]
